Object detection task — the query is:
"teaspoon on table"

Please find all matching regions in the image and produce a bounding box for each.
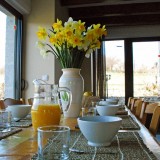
[69,148,85,154]
[13,118,21,122]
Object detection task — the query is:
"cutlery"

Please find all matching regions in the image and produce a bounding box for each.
[13,118,21,122]
[69,148,85,154]
[1,128,12,133]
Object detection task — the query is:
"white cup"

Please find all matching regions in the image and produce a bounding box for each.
[38,125,70,160]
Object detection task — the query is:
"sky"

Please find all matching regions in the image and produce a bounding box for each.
[0,11,6,68]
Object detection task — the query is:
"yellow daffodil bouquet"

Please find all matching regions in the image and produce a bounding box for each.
[36,17,107,68]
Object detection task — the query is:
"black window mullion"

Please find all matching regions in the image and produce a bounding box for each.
[125,39,133,104]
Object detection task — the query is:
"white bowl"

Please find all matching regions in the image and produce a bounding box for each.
[99,99,118,105]
[96,104,120,116]
[77,116,122,147]
[7,105,31,119]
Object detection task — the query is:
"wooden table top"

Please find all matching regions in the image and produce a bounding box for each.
[0,109,160,160]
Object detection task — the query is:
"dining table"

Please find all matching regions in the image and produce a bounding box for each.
[0,106,160,160]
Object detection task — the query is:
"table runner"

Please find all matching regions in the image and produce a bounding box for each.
[31,131,157,160]
[119,115,140,130]
[0,128,22,140]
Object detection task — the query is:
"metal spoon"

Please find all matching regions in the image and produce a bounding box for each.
[69,148,85,154]
[1,128,12,133]
[13,118,21,122]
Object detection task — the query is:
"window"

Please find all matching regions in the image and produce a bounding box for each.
[94,38,160,104]
[104,40,125,98]
[133,41,160,97]
[0,1,23,99]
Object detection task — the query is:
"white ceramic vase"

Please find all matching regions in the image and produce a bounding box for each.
[59,68,84,117]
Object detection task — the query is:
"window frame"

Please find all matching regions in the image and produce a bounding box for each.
[0,0,23,99]
[93,37,160,104]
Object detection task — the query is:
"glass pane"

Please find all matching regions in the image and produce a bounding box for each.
[104,40,125,99]
[133,42,159,97]
[0,11,6,99]
[0,7,16,98]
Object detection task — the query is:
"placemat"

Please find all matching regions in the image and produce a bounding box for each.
[75,115,140,130]
[116,106,128,115]
[31,131,157,160]
[11,120,32,128]
[11,115,32,128]
[119,115,140,130]
[116,109,128,115]
[0,128,22,140]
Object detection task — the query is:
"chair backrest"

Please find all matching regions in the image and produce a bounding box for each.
[134,99,143,118]
[82,96,100,108]
[0,100,5,110]
[140,102,158,127]
[20,98,26,104]
[3,98,23,108]
[149,105,160,136]
[130,98,142,114]
[139,101,149,120]
[127,97,133,108]
[130,98,138,112]
[28,98,33,105]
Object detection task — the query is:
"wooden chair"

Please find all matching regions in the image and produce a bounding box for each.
[0,100,5,110]
[134,99,144,119]
[129,98,138,112]
[3,98,24,108]
[20,98,26,104]
[149,105,160,136]
[82,96,100,108]
[130,98,142,114]
[28,98,33,105]
[127,97,133,108]
[135,100,149,121]
[140,102,159,128]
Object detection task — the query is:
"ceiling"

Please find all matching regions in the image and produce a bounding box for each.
[60,0,160,27]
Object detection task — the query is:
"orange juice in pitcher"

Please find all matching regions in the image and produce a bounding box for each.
[31,104,61,131]
[31,81,72,131]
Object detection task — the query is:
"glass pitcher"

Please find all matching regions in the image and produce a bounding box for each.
[31,79,72,131]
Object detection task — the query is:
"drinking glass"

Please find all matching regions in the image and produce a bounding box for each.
[0,110,11,132]
[38,125,70,160]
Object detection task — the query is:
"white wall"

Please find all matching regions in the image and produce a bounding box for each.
[23,0,56,99]
[22,0,92,100]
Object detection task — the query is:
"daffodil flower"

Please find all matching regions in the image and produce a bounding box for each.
[36,17,107,68]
